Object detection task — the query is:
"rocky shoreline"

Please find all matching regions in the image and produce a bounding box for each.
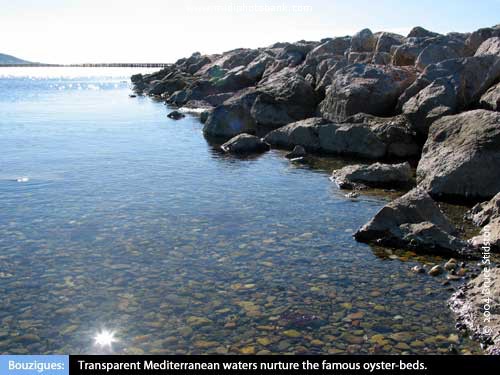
[131,24,500,354]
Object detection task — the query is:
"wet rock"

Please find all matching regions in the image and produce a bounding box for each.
[355,188,466,255]
[417,110,500,201]
[444,259,458,271]
[331,162,412,190]
[220,134,270,154]
[320,64,416,122]
[202,89,259,139]
[167,110,186,120]
[285,145,306,159]
[411,265,426,274]
[428,265,444,276]
[449,267,500,354]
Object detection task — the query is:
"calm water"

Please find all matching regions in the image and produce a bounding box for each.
[0,68,480,355]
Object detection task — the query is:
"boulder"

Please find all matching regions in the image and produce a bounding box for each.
[263,117,326,150]
[286,145,307,159]
[354,188,466,255]
[251,69,319,128]
[399,54,500,134]
[480,82,500,111]
[417,110,500,201]
[220,133,270,154]
[467,192,500,226]
[202,89,259,139]
[264,115,419,159]
[467,193,500,251]
[407,26,441,39]
[474,37,500,56]
[465,25,500,55]
[350,29,376,53]
[469,217,500,251]
[375,32,404,53]
[402,78,457,137]
[319,64,416,122]
[167,110,185,120]
[331,162,413,189]
[449,267,500,354]
[346,114,420,159]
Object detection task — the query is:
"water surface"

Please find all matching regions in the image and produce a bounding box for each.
[0,68,480,354]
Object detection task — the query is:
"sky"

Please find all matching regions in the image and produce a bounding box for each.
[1,0,499,64]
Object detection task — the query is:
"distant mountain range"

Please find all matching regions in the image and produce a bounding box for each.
[0,53,34,65]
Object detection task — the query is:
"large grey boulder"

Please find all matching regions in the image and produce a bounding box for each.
[407,26,441,39]
[354,188,466,255]
[319,64,416,122]
[449,267,500,355]
[465,25,500,55]
[345,114,420,158]
[263,117,326,150]
[402,78,457,137]
[480,82,500,111]
[220,133,270,154]
[202,89,259,139]
[251,69,318,128]
[264,115,419,160]
[399,55,500,136]
[350,29,376,52]
[475,37,500,56]
[374,32,404,53]
[417,110,500,201]
[331,162,412,189]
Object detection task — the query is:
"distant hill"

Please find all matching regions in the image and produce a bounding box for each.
[0,53,33,65]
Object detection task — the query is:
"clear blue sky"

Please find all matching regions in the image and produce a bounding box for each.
[1,0,499,64]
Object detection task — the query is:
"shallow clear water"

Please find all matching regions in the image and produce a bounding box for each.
[0,68,480,355]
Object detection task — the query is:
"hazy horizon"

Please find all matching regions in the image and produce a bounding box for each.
[1,0,499,64]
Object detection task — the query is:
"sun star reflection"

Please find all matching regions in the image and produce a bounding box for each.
[94,329,118,348]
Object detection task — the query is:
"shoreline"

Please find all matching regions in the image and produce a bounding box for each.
[130,24,500,354]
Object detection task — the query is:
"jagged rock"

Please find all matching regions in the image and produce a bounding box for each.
[402,78,457,137]
[354,188,466,255]
[347,52,373,64]
[474,37,500,56]
[465,25,500,55]
[399,54,500,135]
[264,114,419,159]
[263,117,326,150]
[167,110,185,120]
[375,32,404,53]
[417,110,500,201]
[251,69,318,128]
[407,26,441,39]
[346,114,420,158]
[480,82,500,111]
[220,133,270,154]
[467,192,500,251]
[202,89,259,139]
[449,267,500,354]
[331,162,412,189]
[319,64,416,122]
[415,43,464,71]
[467,192,500,226]
[371,52,392,65]
[350,28,376,52]
[286,145,307,159]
